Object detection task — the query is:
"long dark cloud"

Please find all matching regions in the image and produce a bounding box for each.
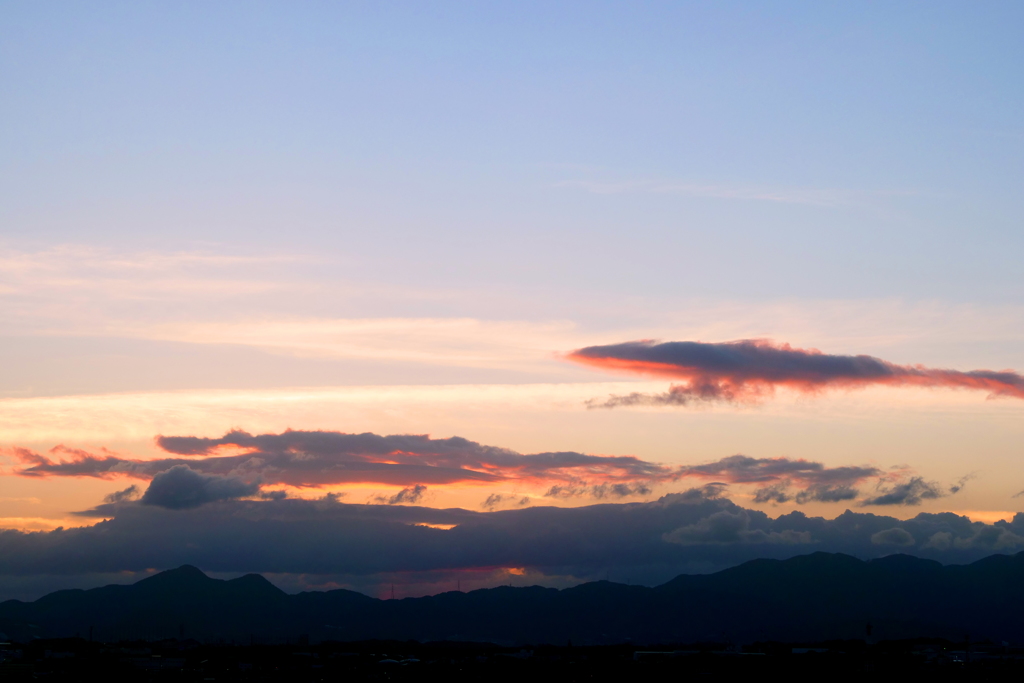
[0,490,1021,601]
[11,430,671,489]
[568,339,1024,406]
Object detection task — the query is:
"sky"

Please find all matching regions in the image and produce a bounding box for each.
[1,1,1023,600]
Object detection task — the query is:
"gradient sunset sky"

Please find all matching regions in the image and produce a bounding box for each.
[2,2,1023,599]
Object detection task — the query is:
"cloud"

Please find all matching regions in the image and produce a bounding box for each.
[11,429,670,491]
[482,493,505,510]
[753,483,791,504]
[663,509,812,545]
[871,527,915,546]
[103,485,140,504]
[8,434,966,509]
[796,485,859,504]
[11,446,134,478]
[861,477,946,506]
[0,491,1021,596]
[951,526,1024,551]
[569,339,1024,406]
[374,485,427,505]
[751,481,860,506]
[543,482,652,499]
[140,465,260,510]
[679,455,879,486]
[481,494,531,511]
[679,455,878,504]
[922,531,952,550]
[948,473,975,494]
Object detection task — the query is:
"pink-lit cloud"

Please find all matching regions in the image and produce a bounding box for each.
[10,430,671,491]
[568,339,1024,406]
[6,431,968,509]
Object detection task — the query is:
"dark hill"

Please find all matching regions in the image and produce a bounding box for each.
[3,551,1024,644]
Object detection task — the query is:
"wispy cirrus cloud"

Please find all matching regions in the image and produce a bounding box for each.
[0,244,588,376]
[569,339,1024,407]
[0,244,311,310]
[142,317,582,371]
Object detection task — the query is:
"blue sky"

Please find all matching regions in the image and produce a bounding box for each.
[3,1,1023,303]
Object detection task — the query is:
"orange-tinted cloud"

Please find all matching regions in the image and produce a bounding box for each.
[568,339,1024,406]
[11,429,671,491]
[8,432,966,509]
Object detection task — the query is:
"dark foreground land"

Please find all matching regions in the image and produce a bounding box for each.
[5,550,1024,681]
[7,551,1024,644]
[2,637,1024,682]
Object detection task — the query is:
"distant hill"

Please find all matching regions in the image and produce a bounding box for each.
[3,551,1024,644]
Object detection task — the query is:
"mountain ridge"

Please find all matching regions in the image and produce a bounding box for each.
[2,551,1023,645]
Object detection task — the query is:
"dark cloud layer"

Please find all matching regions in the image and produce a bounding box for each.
[569,339,1024,406]
[12,430,670,490]
[1,489,1020,595]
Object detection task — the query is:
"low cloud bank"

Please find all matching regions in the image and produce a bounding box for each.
[0,489,1020,595]
[568,339,1024,407]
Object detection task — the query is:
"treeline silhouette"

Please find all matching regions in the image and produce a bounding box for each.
[3,551,1024,645]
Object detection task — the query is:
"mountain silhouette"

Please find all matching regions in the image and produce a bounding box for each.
[3,551,1024,644]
